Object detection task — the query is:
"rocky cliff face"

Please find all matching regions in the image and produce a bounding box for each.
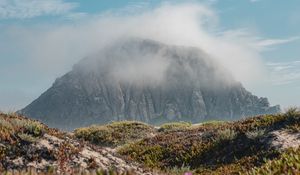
[20,39,280,129]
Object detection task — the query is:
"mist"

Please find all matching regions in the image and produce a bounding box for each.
[1,2,277,111]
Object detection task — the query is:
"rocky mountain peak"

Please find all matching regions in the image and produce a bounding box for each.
[20,38,280,130]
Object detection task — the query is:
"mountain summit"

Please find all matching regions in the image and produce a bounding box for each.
[20,39,280,129]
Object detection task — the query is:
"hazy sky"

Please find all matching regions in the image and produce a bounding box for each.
[0,0,299,111]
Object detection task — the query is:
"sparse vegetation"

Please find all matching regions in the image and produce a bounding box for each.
[245,128,266,140]
[119,109,300,174]
[0,113,49,143]
[215,128,237,141]
[285,108,300,133]
[74,121,155,146]
[246,148,300,175]
[1,109,300,174]
[0,113,153,174]
[17,133,39,143]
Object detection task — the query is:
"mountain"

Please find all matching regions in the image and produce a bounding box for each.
[20,39,280,129]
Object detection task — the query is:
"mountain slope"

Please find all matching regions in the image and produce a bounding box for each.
[20,39,279,129]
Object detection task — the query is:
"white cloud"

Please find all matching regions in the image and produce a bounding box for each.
[257,37,300,47]
[1,2,298,110]
[0,0,78,19]
[1,3,269,86]
[267,61,300,85]
[221,29,299,51]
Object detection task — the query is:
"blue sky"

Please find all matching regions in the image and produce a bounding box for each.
[0,0,299,111]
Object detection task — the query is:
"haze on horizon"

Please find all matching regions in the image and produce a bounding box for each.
[0,0,300,112]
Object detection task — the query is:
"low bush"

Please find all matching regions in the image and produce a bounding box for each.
[0,112,59,167]
[74,121,155,146]
[0,113,47,143]
[245,128,266,140]
[17,133,39,143]
[118,128,221,168]
[23,120,45,137]
[246,148,300,175]
[215,128,237,141]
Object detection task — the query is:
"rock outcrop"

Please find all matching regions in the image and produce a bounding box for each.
[20,39,280,129]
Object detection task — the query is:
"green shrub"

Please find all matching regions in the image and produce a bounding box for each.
[285,107,300,117]
[201,120,225,126]
[10,118,45,136]
[0,117,13,130]
[118,128,219,168]
[17,133,39,143]
[246,148,300,175]
[74,121,155,146]
[287,123,300,133]
[159,121,192,132]
[119,142,165,167]
[245,128,266,140]
[23,120,45,137]
[0,117,14,140]
[215,128,237,141]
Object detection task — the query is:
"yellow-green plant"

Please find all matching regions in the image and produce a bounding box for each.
[246,148,300,175]
[159,121,192,132]
[74,121,155,146]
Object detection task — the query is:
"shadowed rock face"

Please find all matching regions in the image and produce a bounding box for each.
[20,39,280,130]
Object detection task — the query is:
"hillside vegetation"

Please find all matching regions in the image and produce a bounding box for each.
[118,108,300,174]
[0,109,299,174]
[0,113,153,174]
[74,121,155,147]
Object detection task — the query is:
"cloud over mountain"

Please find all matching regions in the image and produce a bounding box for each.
[0,1,298,111]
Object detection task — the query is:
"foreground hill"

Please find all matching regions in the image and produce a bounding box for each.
[0,113,154,174]
[78,108,300,175]
[1,109,299,174]
[20,39,279,129]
